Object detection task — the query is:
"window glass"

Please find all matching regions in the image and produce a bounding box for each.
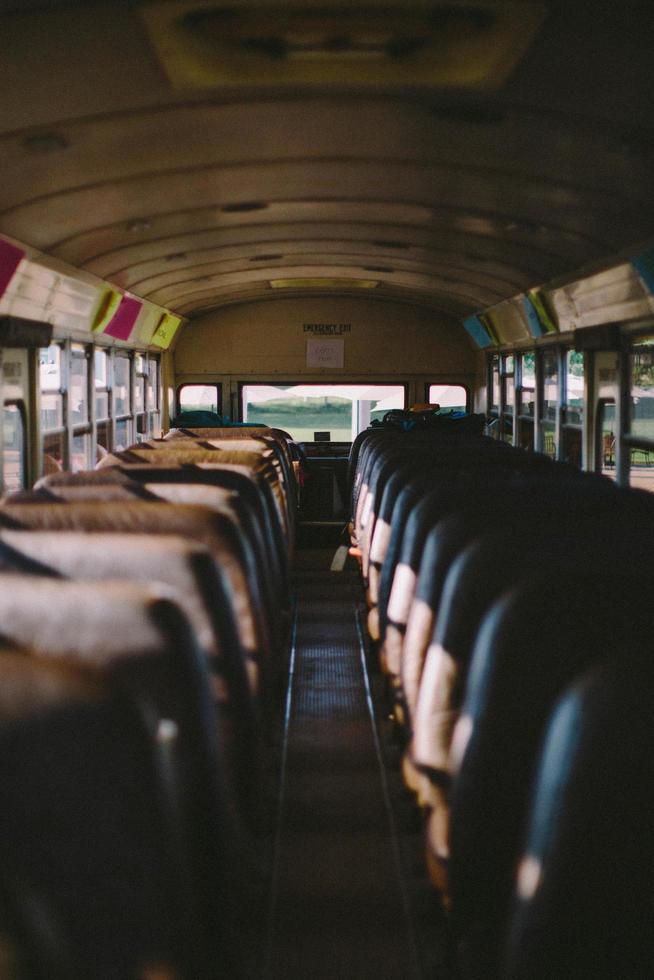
[489,356,500,413]
[565,350,584,426]
[97,420,111,454]
[43,431,65,474]
[3,403,26,492]
[134,375,146,414]
[504,374,515,409]
[178,384,221,415]
[71,431,91,472]
[39,344,61,392]
[95,389,109,420]
[147,358,159,410]
[39,345,63,431]
[518,352,536,417]
[94,349,108,388]
[597,400,617,482]
[543,349,559,421]
[629,338,654,492]
[40,391,63,431]
[136,413,148,438]
[541,349,559,458]
[427,384,467,413]
[115,418,131,451]
[70,344,89,425]
[241,383,405,442]
[629,446,654,492]
[95,349,109,420]
[630,339,654,441]
[114,355,130,416]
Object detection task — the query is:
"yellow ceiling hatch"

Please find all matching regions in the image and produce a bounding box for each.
[140,2,547,90]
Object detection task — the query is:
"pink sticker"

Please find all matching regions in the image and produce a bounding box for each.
[104,295,142,340]
[0,239,25,298]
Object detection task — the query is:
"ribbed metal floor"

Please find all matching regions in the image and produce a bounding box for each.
[263,555,449,979]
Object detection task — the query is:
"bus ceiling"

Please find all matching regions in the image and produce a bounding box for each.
[1,3,654,341]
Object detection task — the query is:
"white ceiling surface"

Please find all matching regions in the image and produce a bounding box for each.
[1,2,654,323]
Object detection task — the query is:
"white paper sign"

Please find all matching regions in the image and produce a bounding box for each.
[306,338,344,369]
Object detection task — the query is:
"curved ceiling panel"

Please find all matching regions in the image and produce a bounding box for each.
[1,1,654,321]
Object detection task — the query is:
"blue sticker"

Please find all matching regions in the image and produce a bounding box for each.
[463,314,495,348]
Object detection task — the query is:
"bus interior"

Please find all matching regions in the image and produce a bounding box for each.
[1,2,654,978]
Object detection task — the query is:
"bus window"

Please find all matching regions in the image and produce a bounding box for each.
[240,383,405,442]
[177,383,221,416]
[2,402,26,492]
[562,350,584,468]
[596,399,617,482]
[500,355,515,445]
[94,349,110,456]
[113,353,132,449]
[70,344,92,471]
[542,349,559,458]
[427,384,467,413]
[134,354,148,440]
[517,352,535,451]
[628,338,654,492]
[147,356,161,438]
[39,344,65,472]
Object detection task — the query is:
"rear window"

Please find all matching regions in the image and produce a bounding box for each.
[427,384,468,413]
[240,383,405,441]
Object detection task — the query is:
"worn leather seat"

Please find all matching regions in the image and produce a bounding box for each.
[0,648,204,980]
[0,577,247,977]
[98,446,292,552]
[0,500,274,699]
[0,528,260,814]
[19,475,285,650]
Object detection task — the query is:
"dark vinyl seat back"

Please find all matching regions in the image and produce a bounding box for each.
[448,569,654,980]
[4,574,252,973]
[0,649,200,980]
[503,652,654,980]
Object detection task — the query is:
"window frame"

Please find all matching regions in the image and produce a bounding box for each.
[423,382,470,413]
[37,342,162,476]
[176,382,222,418]
[238,379,409,442]
[2,398,28,492]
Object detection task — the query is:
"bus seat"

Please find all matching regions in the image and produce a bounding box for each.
[37,463,290,592]
[448,570,654,980]
[503,653,654,980]
[0,578,247,976]
[97,447,291,544]
[0,649,202,980]
[18,476,285,647]
[414,503,654,902]
[0,501,273,691]
[0,529,260,814]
